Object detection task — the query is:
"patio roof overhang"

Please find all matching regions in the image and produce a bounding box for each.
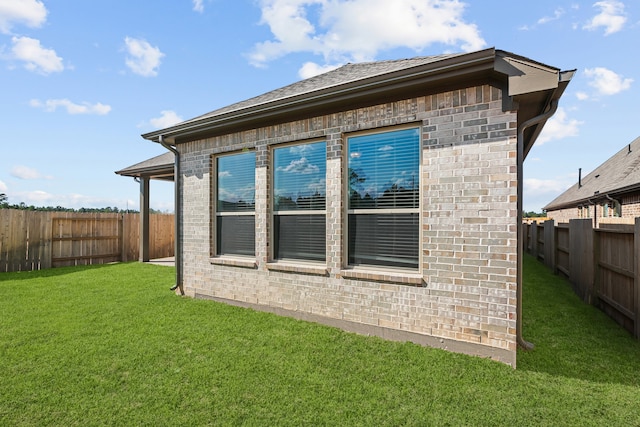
[115,151,174,182]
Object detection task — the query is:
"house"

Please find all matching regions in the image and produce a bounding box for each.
[545,136,640,227]
[137,48,573,366]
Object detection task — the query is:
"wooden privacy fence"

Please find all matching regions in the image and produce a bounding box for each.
[0,210,174,272]
[524,218,640,338]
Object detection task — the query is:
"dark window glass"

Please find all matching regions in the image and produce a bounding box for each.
[347,128,420,269]
[273,141,326,261]
[274,215,326,261]
[216,216,255,256]
[348,213,419,269]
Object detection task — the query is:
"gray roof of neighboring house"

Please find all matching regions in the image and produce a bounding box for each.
[115,152,174,180]
[544,136,640,211]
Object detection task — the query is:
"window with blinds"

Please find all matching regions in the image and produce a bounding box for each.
[273,141,326,261]
[347,128,420,269]
[215,151,255,256]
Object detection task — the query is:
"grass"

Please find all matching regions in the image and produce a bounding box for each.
[1,255,639,426]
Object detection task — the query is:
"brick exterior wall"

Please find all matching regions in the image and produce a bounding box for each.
[178,84,519,366]
[548,195,640,226]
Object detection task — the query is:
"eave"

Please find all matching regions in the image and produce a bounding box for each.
[142,48,573,152]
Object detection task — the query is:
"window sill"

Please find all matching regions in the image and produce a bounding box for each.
[266,261,328,276]
[209,256,257,269]
[340,268,425,286]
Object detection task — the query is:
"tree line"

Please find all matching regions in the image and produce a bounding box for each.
[0,193,168,214]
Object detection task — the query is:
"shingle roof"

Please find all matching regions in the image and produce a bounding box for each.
[115,152,174,178]
[544,136,640,210]
[181,53,461,125]
[141,48,573,148]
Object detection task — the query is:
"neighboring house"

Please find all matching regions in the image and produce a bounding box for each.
[545,136,640,226]
[137,48,573,366]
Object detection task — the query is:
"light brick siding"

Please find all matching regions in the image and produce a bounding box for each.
[179,84,518,365]
[547,207,580,224]
[621,195,640,218]
[548,195,640,226]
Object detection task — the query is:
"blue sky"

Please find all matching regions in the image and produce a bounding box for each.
[1,0,638,213]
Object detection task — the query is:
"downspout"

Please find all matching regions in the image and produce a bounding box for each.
[516,98,559,350]
[158,135,184,295]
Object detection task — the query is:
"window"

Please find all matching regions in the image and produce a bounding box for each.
[215,151,255,256]
[273,141,326,261]
[347,127,420,269]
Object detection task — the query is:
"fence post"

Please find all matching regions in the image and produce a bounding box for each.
[569,219,595,304]
[634,218,640,339]
[530,222,538,260]
[544,219,555,271]
[118,213,124,262]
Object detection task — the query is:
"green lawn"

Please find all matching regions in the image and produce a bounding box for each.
[1,255,639,426]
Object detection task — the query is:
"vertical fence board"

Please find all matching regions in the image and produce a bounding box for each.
[596,228,634,333]
[635,218,640,338]
[543,220,555,271]
[555,225,570,277]
[569,219,594,303]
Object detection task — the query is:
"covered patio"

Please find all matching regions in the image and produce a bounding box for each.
[115,152,175,263]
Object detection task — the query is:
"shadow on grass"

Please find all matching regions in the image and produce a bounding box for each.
[0,262,146,282]
[517,254,640,386]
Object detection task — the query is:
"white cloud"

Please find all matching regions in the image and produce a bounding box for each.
[537,8,565,25]
[11,36,64,74]
[584,67,632,95]
[525,178,572,196]
[576,91,589,101]
[149,110,183,129]
[248,0,485,69]
[537,107,583,145]
[124,37,164,77]
[193,0,204,13]
[29,98,111,115]
[277,157,319,174]
[0,0,47,34]
[298,61,341,79]
[524,176,575,211]
[583,0,626,35]
[10,165,53,180]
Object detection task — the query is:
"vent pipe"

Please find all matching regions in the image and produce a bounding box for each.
[578,168,582,188]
